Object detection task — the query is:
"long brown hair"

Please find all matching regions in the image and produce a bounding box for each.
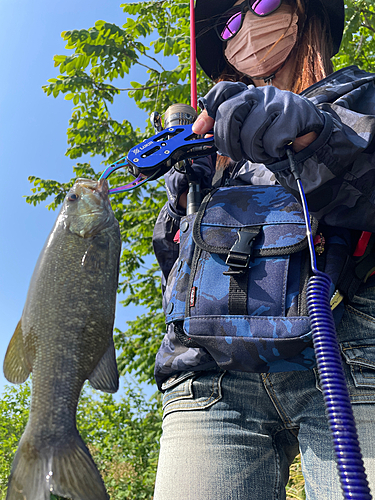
[216,0,334,94]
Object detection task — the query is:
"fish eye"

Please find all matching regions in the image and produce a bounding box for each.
[68,194,79,201]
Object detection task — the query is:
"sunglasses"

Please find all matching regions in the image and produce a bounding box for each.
[215,0,283,41]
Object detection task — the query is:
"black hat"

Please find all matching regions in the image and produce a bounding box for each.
[195,0,345,80]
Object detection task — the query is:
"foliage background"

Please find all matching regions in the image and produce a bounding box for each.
[1,0,374,498]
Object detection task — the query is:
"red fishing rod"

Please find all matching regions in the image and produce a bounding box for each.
[190,0,198,110]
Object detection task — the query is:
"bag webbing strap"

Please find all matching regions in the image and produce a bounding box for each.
[223,226,262,315]
[174,322,200,348]
[228,272,249,315]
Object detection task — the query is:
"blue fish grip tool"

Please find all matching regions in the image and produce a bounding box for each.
[286,146,372,500]
[99,124,216,194]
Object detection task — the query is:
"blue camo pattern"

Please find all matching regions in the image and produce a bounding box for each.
[163,213,196,323]
[184,318,315,372]
[164,185,317,374]
[202,186,306,226]
[154,323,217,379]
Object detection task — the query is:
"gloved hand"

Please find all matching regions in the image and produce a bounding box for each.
[195,81,325,165]
[164,167,189,214]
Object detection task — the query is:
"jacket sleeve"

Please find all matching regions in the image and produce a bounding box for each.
[152,202,181,294]
[268,82,375,232]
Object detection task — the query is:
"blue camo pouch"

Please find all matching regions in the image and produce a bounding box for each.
[165,185,320,372]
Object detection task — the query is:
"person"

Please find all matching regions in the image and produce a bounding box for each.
[152,1,375,498]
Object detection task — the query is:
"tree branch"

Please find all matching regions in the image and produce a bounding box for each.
[361,22,375,34]
[121,82,168,92]
[136,60,163,74]
[362,12,375,34]
[130,42,166,72]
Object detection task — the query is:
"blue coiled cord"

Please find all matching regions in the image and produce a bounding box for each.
[286,147,372,499]
[307,272,371,499]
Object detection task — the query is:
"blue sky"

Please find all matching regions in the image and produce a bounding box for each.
[0,0,162,396]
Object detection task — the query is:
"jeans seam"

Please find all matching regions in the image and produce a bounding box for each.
[342,344,374,350]
[358,365,375,378]
[346,304,375,323]
[346,356,374,364]
[262,374,294,428]
[342,345,375,371]
[272,436,280,500]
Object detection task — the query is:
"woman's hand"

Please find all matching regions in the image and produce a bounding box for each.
[292,131,318,152]
[196,82,325,165]
[192,110,215,136]
[192,110,318,153]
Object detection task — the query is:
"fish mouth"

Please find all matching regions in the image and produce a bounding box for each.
[62,178,114,238]
[71,179,110,206]
[96,178,109,197]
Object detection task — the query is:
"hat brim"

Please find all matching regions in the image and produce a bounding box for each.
[195,0,234,80]
[195,0,344,81]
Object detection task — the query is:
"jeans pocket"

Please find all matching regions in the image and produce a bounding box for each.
[341,339,375,403]
[161,370,225,418]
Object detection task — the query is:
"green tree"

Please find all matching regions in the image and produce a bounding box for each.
[18,1,375,499]
[0,383,30,496]
[0,381,162,500]
[335,0,375,71]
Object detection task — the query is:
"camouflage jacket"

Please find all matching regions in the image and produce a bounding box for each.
[153,65,375,389]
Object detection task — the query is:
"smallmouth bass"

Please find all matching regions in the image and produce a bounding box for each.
[4,178,121,500]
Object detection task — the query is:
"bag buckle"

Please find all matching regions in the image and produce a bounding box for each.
[225,226,262,270]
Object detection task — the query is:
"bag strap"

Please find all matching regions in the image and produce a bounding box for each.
[174,322,201,348]
[223,226,262,315]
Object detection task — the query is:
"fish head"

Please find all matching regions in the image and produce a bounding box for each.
[60,178,115,238]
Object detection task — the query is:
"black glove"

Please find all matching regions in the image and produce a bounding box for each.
[199,81,325,165]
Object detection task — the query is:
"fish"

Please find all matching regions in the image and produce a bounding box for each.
[3,178,121,500]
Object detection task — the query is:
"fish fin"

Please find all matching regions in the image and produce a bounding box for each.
[6,433,52,500]
[6,430,109,500]
[89,339,119,393]
[51,435,109,500]
[3,319,31,384]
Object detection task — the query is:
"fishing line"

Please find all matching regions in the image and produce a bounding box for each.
[154,2,172,114]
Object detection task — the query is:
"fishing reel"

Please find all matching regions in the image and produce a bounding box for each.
[100,104,217,194]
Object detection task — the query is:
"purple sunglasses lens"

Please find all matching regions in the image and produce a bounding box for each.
[220,0,282,40]
[251,0,282,16]
[221,12,242,40]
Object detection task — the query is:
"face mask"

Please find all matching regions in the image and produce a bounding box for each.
[224,3,298,79]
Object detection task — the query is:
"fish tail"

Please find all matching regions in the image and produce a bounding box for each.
[6,430,109,500]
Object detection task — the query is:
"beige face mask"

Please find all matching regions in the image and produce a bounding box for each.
[224,2,298,79]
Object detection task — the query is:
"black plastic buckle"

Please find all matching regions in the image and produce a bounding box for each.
[224,226,262,270]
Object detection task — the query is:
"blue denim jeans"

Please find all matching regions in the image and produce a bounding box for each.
[154,283,375,500]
